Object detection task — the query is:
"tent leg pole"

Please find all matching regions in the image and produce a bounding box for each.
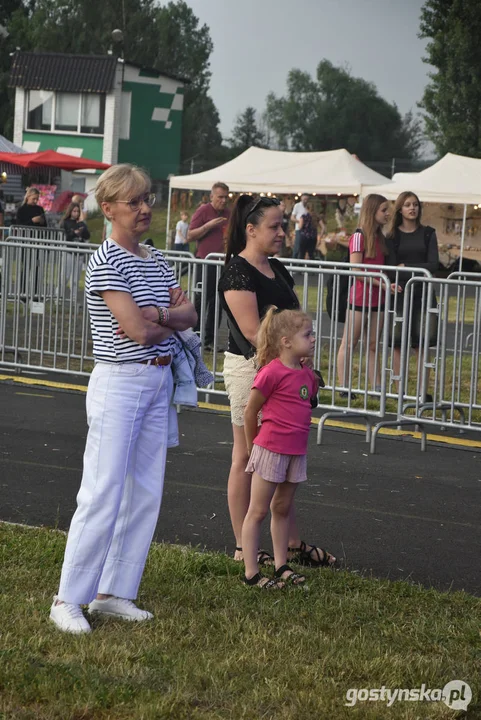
[459,203,467,273]
[166,184,172,251]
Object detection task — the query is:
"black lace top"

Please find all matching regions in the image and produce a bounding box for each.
[218,255,300,356]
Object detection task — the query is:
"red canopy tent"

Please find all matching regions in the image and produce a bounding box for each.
[0,149,110,172]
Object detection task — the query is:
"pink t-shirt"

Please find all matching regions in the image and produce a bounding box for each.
[189,203,230,258]
[349,231,386,307]
[252,358,318,455]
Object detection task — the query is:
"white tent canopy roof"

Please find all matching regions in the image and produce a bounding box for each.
[0,134,27,153]
[169,147,389,195]
[369,153,481,204]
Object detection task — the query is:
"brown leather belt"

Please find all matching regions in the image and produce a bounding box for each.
[138,354,172,367]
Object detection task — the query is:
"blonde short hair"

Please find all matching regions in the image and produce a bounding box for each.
[95,164,151,206]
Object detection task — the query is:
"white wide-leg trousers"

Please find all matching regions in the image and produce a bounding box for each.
[58,361,172,604]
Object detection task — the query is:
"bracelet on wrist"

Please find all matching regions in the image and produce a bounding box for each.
[157,306,170,326]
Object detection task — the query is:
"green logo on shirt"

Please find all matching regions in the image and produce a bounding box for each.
[299,385,309,400]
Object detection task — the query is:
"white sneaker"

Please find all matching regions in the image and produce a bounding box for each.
[49,595,91,634]
[88,597,153,622]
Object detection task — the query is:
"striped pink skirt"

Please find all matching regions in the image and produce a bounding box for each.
[246,444,307,484]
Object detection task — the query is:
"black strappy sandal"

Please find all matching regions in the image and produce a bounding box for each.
[235,547,275,566]
[288,541,336,568]
[242,573,283,590]
[275,564,307,586]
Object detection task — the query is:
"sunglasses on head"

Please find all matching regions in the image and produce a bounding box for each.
[244,196,281,225]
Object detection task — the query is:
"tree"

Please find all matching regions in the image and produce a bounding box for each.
[229,106,265,152]
[179,91,225,173]
[0,0,224,168]
[419,0,481,157]
[265,60,424,161]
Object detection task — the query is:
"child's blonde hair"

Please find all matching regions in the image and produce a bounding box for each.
[257,307,311,367]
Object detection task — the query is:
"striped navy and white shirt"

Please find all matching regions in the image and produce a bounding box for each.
[86,239,178,363]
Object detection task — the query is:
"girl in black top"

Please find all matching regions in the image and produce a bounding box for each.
[218,194,336,575]
[386,191,439,399]
[61,202,90,242]
[16,188,46,227]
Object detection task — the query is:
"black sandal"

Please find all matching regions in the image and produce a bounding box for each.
[242,572,283,590]
[235,547,275,566]
[275,564,306,586]
[288,541,336,568]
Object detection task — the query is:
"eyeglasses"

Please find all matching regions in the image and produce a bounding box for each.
[116,193,156,212]
[244,196,280,225]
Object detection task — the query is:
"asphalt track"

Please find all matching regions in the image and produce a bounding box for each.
[1,377,480,596]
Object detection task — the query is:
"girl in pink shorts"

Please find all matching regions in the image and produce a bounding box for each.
[242,307,323,589]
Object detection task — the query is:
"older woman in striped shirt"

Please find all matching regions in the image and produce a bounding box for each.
[50,164,196,634]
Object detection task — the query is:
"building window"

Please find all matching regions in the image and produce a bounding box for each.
[81,94,105,134]
[26,90,105,135]
[27,90,53,131]
[55,93,80,132]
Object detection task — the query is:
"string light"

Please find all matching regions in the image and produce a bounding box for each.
[267,192,272,197]
[260,192,265,197]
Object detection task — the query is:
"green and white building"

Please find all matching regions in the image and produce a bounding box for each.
[10,51,187,197]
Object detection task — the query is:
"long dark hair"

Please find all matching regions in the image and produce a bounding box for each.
[62,202,81,222]
[386,191,422,239]
[225,194,277,264]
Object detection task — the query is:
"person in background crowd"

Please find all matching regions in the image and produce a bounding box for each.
[49,163,196,634]
[336,194,400,397]
[298,203,318,260]
[61,202,91,293]
[0,194,4,227]
[72,194,87,222]
[16,188,46,227]
[291,193,309,259]
[197,194,210,208]
[386,191,439,400]
[61,202,90,243]
[188,182,230,351]
[218,193,336,570]
[335,198,347,229]
[174,211,190,252]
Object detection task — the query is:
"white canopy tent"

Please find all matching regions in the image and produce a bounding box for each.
[169,147,389,194]
[368,153,481,268]
[167,147,389,243]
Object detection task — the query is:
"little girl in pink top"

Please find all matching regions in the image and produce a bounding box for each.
[242,307,336,589]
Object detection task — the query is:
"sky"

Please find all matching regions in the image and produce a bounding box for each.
[184,0,431,141]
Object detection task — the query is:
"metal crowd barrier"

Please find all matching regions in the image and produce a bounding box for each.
[370,276,481,451]
[9,225,66,242]
[0,240,95,375]
[1,241,480,454]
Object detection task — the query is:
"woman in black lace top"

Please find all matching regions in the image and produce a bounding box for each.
[218,194,336,569]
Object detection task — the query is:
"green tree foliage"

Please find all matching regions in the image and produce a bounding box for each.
[229,106,265,152]
[419,0,481,157]
[265,60,423,161]
[0,0,222,169]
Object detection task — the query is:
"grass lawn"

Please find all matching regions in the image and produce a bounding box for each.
[0,523,479,719]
